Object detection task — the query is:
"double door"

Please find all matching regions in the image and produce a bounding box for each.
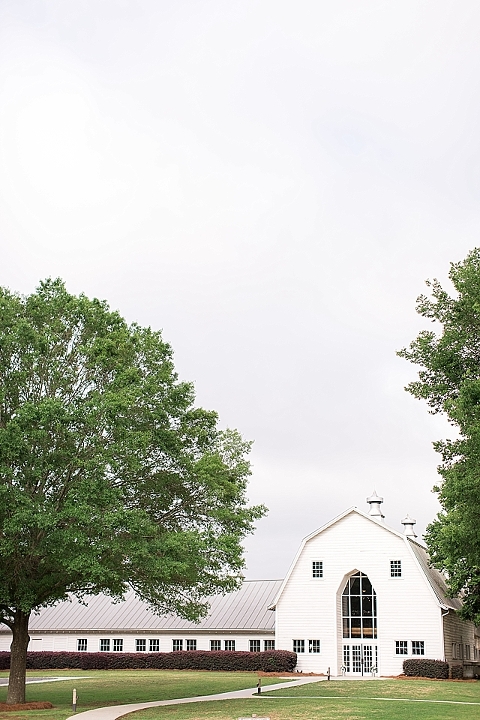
[343,644,377,675]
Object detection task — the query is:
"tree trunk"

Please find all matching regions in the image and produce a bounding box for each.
[7,610,30,705]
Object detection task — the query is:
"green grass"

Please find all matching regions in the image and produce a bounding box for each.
[0,669,283,720]
[125,679,480,720]
[263,678,480,702]
[2,673,479,720]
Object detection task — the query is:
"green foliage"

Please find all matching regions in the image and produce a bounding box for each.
[398,248,480,624]
[0,278,265,628]
[403,659,449,679]
[0,649,297,673]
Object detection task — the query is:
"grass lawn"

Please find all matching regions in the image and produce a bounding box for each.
[0,669,283,720]
[125,679,480,720]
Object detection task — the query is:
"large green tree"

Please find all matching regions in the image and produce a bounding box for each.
[0,279,265,704]
[398,248,480,625]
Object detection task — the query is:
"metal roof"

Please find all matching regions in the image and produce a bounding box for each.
[407,540,462,611]
[20,580,280,634]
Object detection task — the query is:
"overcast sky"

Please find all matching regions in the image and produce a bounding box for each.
[1,1,478,579]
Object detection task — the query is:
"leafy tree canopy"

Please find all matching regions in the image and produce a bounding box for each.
[398,248,480,624]
[0,279,265,703]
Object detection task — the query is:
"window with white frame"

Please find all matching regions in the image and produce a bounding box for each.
[210,640,221,651]
[224,640,235,651]
[99,639,110,652]
[113,639,123,652]
[390,560,402,577]
[342,572,377,639]
[411,641,425,655]
[149,639,160,652]
[465,645,471,660]
[250,640,261,652]
[312,561,323,578]
[452,642,457,659]
[395,641,408,655]
[186,639,197,651]
[172,639,183,651]
[77,639,87,652]
[264,640,275,650]
[293,640,305,653]
[136,639,146,652]
[309,639,320,653]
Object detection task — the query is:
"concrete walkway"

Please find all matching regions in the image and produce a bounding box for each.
[65,676,322,720]
[0,676,89,687]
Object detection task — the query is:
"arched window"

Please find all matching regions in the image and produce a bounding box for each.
[342,571,377,639]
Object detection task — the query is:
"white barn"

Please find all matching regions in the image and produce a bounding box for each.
[271,492,478,676]
[1,492,478,677]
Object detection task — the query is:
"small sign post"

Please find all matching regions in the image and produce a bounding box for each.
[257,677,262,694]
[72,688,77,713]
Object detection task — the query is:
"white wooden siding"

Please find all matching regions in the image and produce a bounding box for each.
[275,511,444,675]
[443,611,475,664]
[0,632,273,653]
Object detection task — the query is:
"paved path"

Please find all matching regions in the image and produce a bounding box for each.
[65,676,322,720]
[0,676,89,687]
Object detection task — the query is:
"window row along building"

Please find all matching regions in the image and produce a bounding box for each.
[1,493,479,677]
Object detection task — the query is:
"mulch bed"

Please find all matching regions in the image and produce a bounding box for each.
[0,702,53,711]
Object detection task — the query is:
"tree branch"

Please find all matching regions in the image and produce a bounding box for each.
[0,605,14,630]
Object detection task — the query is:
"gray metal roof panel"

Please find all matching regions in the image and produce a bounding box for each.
[25,580,280,633]
[408,539,462,611]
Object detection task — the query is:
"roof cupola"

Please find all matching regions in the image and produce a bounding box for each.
[366,490,385,521]
[401,514,417,538]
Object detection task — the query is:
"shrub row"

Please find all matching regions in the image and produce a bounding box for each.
[403,658,449,679]
[0,650,297,673]
[450,664,464,680]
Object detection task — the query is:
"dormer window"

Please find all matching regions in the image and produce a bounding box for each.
[312,561,323,578]
[390,560,402,577]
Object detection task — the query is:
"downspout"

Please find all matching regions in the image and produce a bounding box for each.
[441,608,449,662]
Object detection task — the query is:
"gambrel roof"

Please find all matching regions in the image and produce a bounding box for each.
[408,540,462,611]
[4,580,280,636]
[268,507,461,612]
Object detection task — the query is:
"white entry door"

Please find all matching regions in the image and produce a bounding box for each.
[344,644,377,675]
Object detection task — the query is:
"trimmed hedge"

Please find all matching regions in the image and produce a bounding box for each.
[403,658,449,679]
[450,664,464,680]
[0,650,296,673]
